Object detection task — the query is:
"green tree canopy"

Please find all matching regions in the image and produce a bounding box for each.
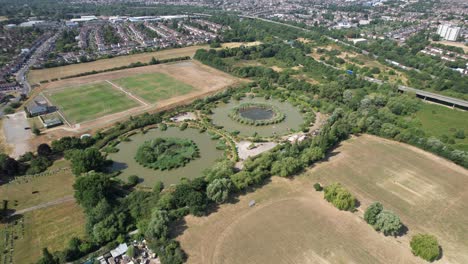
[68,148,106,176]
[410,234,441,262]
[146,209,170,240]
[374,210,402,236]
[206,178,233,204]
[364,202,383,225]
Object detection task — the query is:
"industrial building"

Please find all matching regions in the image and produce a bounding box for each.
[437,24,461,41]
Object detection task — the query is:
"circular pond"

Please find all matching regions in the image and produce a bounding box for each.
[240,107,274,120]
[212,98,304,137]
[108,127,223,186]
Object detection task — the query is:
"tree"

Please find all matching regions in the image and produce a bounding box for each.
[271,157,303,177]
[410,234,441,262]
[128,175,139,186]
[313,183,323,191]
[323,183,356,211]
[32,124,41,136]
[0,153,19,176]
[149,56,159,65]
[37,248,59,264]
[374,210,402,236]
[203,159,235,182]
[68,148,106,176]
[126,245,137,258]
[206,178,232,204]
[73,172,114,210]
[37,143,52,156]
[153,180,164,193]
[364,202,383,225]
[146,209,169,240]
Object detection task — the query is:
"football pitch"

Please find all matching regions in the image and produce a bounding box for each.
[44,81,140,124]
[112,72,195,103]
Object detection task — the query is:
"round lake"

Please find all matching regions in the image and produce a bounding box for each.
[211,98,304,137]
[239,107,274,121]
[108,127,223,186]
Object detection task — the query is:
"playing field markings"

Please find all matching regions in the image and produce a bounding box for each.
[105,80,149,106]
[39,92,72,127]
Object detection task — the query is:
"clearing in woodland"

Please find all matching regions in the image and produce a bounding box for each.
[177,134,468,264]
[113,72,195,103]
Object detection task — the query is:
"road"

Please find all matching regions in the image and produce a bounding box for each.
[15,31,61,95]
[12,195,75,216]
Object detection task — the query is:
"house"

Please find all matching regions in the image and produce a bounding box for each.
[26,104,48,117]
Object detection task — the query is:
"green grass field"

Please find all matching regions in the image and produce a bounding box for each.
[415,103,468,151]
[46,81,140,124]
[113,73,195,103]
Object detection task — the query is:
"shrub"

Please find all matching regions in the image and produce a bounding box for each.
[128,175,139,186]
[323,183,356,211]
[410,234,441,262]
[313,183,323,191]
[373,210,402,236]
[364,202,383,225]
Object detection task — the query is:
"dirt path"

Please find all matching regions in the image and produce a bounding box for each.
[12,195,75,216]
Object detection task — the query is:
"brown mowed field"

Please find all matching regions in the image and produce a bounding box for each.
[28,45,208,84]
[177,134,468,264]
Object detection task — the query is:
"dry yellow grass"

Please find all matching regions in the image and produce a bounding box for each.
[220,41,262,48]
[177,135,468,264]
[0,160,75,210]
[27,45,208,84]
[0,119,12,154]
[13,201,86,264]
[432,40,468,53]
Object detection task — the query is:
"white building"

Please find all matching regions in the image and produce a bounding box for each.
[437,24,461,41]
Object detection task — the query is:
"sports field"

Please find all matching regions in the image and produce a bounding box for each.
[113,72,195,103]
[44,81,140,124]
[177,134,468,264]
[27,45,208,84]
[40,61,241,129]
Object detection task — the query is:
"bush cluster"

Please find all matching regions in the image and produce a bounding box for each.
[364,202,403,236]
[410,234,441,262]
[135,138,200,170]
[323,183,356,211]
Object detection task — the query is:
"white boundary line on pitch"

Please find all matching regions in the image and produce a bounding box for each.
[105,80,149,106]
[39,92,73,128]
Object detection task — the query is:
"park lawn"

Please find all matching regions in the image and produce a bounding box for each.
[414,103,468,151]
[0,160,75,211]
[177,134,468,264]
[46,81,140,124]
[113,73,195,103]
[13,201,86,264]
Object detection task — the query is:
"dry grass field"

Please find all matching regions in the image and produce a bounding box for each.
[0,160,85,264]
[0,160,75,211]
[28,45,208,84]
[432,40,468,53]
[220,41,262,48]
[177,135,468,264]
[13,201,86,264]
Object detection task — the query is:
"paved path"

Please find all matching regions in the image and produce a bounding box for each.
[12,195,75,216]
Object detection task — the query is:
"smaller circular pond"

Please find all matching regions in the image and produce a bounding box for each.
[240,107,274,121]
[212,98,304,137]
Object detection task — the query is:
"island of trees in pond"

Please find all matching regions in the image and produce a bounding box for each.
[134,138,200,170]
